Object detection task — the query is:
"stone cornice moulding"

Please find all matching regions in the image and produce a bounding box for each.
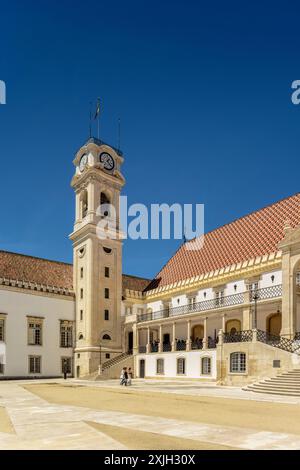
[144,251,282,301]
[0,277,74,299]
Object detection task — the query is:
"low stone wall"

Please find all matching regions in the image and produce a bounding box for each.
[217,341,300,386]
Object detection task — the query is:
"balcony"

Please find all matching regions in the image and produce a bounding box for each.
[137,284,282,323]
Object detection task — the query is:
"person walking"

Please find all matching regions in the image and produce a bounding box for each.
[120,367,127,386]
[127,367,133,386]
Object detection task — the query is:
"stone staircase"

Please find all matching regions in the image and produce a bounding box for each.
[97,352,134,380]
[244,369,300,396]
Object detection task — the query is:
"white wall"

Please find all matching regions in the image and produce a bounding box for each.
[0,288,75,378]
[136,350,217,379]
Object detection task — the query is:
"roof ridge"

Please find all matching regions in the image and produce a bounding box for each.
[0,250,73,267]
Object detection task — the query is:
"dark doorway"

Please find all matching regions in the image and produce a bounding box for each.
[76,366,80,378]
[139,359,145,378]
[128,331,133,353]
[163,333,170,344]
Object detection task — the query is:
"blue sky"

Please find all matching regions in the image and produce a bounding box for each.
[1,0,300,279]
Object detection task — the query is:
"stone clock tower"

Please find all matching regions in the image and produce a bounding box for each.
[70,137,125,377]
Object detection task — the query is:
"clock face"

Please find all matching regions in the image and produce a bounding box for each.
[79,154,88,172]
[100,152,115,171]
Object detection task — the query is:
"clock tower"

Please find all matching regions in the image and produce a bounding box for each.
[70,137,125,377]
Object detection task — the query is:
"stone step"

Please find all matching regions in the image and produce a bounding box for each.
[246,387,300,397]
[253,384,300,391]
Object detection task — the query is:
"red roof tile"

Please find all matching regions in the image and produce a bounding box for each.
[146,193,300,291]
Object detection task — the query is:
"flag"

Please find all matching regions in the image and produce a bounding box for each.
[94,99,100,120]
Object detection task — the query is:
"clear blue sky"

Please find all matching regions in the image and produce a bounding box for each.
[1,0,300,279]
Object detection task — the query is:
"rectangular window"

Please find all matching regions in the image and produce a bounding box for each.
[80,310,83,321]
[80,267,83,278]
[215,290,224,306]
[125,306,133,315]
[296,273,300,286]
[249,282,259,301]
[201,357,211,375]
[104,309,109,321]
[137,308,144,315]
[29,356,41,374]
[0,363,4,374]
[105,353,110,359]
[0,318,5,342]
[177,358,185,375]
[60,322,73,348]
[105,288,109,299]
[230,352,246,373]
[80,288,83,299]
[61,357,72,374]
[156,358,164,375]
[105,267,110,278]
[188,296,196,311]
[28,321,42,345]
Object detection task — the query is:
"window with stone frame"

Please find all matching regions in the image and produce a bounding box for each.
[156,358,164,375]
[29,356,41,373]
[215,290,224,306]
[248,282,259,301]
[230,352,246,373]
[60,322,73,348]
[0,318,5,342]
[177,357,186,375]
[201,356,211,375]
[28,320,42,345]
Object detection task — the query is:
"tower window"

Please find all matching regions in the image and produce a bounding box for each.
[81,190,88,218]
[100,192,111,217]
[80,310,83,321]
[102,334,111,340]
[80,267,83,278]
[103,247,112,254]
[104,309,109,321]
[80,288,83,299]
[105,288,109,299]
[105,267,110,278]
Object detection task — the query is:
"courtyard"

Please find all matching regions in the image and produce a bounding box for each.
[0,379,300,449]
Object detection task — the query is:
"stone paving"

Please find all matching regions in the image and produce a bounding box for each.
[1,379,300,449]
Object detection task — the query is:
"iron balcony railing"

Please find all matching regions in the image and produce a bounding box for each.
[224,330,253,343]
[137,284,282,323]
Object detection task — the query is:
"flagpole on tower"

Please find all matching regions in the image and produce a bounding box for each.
[89,101,92,138]
[94,97,100,140]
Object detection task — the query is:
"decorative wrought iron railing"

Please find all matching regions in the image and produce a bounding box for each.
[163,343,172,352]
[207,338,218,349]
[137,284,282,323]
[151,343,159,353]
[176,341,186,351]
[256,329,300,354]
[252,284,282,301]
[138,346,146,353]
[294,332,300,341]
[223,330,253,343]
[191,340,203,350]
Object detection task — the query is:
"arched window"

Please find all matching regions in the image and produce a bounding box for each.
[177,358,186,375]
[100,192,111,217]
[103,247,112,254]
[81,190,88,218]
[230,352,246,373]
[102,334,111,340]
[78,333,84,340]
[201,357,211,375]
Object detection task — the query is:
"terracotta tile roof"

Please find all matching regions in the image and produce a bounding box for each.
[0,251,150,293]
[145,193,300,291]
[122,274,151,293]
[0,251,73,290]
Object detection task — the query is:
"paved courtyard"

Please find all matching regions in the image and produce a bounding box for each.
[1,379,300,449]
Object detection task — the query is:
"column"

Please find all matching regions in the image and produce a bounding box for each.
[159,324,163,352]
[172,322,176,352]
[222,313,226,332]
[242,307,252,331]
[203,317,208,349]
[132,323,138,354]
[186,320,191,351]
[146,326,151,353]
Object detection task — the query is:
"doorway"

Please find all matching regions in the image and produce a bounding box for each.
[139,359,145,378]
[76,366,80,378]
[128,331,133,353]
[267,313,282,336]
[163,333,170,344]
